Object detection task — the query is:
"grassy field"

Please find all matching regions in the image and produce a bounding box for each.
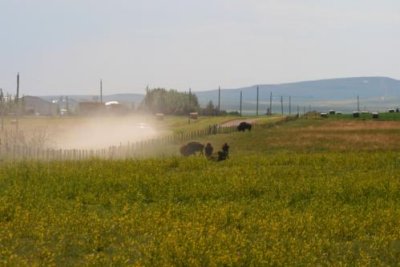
[1,114,251,133]
[1,116,400,265]
[312,111,400,121]
[0,114,254,150]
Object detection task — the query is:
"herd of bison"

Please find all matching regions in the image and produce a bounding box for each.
[179,121,252,161]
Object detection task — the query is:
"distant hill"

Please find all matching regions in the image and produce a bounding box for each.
[37,77,400,114]
[196,77,400,114]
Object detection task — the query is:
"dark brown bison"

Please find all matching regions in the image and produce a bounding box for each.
[180,142,205,157]
[217,143,230,161]
[237,122,252,132]
[204,143,213,158]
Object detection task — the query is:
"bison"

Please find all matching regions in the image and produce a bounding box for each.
[217,143,230,161]
[180,141,205,157]
[204,143,214,158]
[237,122,252,132]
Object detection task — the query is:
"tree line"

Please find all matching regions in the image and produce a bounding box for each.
[140,88,221,115]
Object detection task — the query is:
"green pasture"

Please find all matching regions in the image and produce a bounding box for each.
[158,114,282,135]
[311,111,400,121]
[1,116,400,265]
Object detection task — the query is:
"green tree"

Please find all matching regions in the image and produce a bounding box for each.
[140,88,200,115]
[203,100,216,116]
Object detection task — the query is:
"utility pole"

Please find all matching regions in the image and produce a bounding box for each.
[256,85,259,116]
[16,72,20,132]
[357,95,360,112]
[188,88,191,124]
[218,86,221,116]
[16,73,20,99]
[269,92,272,116]
[66,96,69,115]
[100,79,103,103]
[280,96,283,115]
[0,88,3,131]
[239,90,242,116]
[289,96,291,115]
[145,85,150,107]
[189,88,191,109]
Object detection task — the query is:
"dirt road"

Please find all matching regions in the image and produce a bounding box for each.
[220,119,259,127]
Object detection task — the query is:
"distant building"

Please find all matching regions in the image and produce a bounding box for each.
[189,112,199,119]
[22,96,58,116]
[78,102,105,115]
[105,101,130,114]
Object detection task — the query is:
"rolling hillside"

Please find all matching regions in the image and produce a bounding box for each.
[38,77,400,114]
[196,76,400,113]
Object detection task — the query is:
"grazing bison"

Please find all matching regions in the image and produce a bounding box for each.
[180,142,204,157]
[204,143,213,158]
[222,143,229,155]
[217,143,230,161]
[237,122,252,132]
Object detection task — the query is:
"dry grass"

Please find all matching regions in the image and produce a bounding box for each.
[267,120,400,152]
[307,120,400,131]
[198,118,400,155]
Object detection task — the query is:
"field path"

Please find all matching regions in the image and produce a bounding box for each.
[220,118,259,127]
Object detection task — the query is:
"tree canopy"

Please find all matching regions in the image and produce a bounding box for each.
[140,88,200,115]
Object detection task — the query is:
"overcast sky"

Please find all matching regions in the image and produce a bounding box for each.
[1,0,399,95]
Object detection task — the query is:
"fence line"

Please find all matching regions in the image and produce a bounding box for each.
[0,116,296,161]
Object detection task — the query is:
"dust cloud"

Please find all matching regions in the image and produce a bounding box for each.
[50,116,161,150]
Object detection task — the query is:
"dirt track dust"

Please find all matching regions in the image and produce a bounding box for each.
[50,116,160,149]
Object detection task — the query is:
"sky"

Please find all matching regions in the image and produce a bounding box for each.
[0,0,399,95]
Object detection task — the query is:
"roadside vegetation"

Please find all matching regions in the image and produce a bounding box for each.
[1,115,400,265]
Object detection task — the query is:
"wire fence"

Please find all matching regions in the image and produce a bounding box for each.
[0,116,297,161]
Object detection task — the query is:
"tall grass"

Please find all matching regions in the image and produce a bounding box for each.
[2,118,400,265]
[1,152,400,265]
